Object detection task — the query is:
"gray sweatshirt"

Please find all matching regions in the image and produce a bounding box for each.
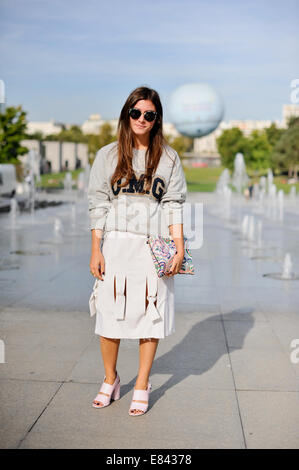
[87,142,187,237]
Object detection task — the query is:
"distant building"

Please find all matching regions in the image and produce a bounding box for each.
[81,114,119,135]
[21,139,89,173]
[26,119,65,136]
[281,104,299,127]
[81,114,105,134]
[163,122,180,139]
[108,119,119,135]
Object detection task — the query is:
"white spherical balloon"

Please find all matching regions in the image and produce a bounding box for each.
[167,82,224,138]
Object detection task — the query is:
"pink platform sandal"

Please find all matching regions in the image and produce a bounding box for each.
[92,371,121,409]
[129,382,152,416]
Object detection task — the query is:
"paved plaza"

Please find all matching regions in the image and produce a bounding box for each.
[0,190,299,449]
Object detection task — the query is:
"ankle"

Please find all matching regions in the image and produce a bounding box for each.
[135,378,149,390]
[104,370,117,384]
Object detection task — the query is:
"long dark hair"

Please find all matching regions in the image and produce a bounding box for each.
[111,86,168,192]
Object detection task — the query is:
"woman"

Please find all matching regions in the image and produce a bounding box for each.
[87,86,187,416]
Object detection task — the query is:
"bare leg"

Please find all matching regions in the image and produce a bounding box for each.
[93,335,121,407]
[130,338,159,414]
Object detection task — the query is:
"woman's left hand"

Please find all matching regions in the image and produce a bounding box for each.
[165,253,184,277]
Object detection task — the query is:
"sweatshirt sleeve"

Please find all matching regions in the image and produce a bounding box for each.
[160,150,187,226]
[87,147,112,231]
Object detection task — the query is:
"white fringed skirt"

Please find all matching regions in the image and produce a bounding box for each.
[91,230,175,339]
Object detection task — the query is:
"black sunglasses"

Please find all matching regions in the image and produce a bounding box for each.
[129,108,157,122]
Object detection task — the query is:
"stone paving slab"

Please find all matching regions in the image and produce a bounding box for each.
[0,379,61,449]
[0,307,93,381]
[224,320,282,350]
[220,305,268,323]
[18,382,245,449]
[228,347,298,391]
[237,390,299,449]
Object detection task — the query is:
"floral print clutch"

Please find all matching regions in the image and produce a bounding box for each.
[146,235,195,278]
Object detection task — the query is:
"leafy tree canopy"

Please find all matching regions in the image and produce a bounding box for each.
[0,105,28,164]
[166,135,193,157]
[216,122,288,173]
[88,122,117,158]
[272,119,299,177]
[46,125,88,143]
[216,127,248,170]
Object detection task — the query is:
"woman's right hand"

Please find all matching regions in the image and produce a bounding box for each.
[89,250,105,281]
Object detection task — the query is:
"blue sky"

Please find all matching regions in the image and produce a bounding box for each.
[0,0,298,124]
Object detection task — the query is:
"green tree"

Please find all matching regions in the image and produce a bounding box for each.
[166,135,193,157]
[272,121,299,178]
[286,116,299,128]
[47,125,88,143]
[88,122,117,158]
[88,133,101,159]
[0,105,28,163]
[264,122,284,148]
[25,130,44,141]
[216,127,248,170]
[245,129,272,171]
